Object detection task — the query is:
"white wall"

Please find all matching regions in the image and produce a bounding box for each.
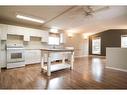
[64,33,89,57]
[106,47,127,72]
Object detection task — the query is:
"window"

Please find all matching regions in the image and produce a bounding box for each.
[92,37,101,54]
[121,35,127,48]
[48,36,60,45]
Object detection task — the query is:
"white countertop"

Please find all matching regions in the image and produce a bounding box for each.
[40,48,74,52]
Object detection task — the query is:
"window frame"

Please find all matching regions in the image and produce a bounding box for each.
[48,34,60,45]
[92,37,101,55]
[121,35,127,48]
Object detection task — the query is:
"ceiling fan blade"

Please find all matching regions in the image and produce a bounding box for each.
[91,6,110,13]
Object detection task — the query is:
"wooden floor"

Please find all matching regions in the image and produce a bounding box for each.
[0,56,127,89]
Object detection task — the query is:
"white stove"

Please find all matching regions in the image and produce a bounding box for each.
[6,44,25,69]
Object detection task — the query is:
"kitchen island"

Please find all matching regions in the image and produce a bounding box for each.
[40,48,74,76]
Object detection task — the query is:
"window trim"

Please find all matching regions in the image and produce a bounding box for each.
[92,37,101,55]
[121,35,127,48]
[48,35,60,45]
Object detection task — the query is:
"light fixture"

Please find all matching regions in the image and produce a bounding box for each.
[50,28,58,33]
[83,34,88,39]
[16,14,44,23]
[83,33,92,39]
[67,30,75,38]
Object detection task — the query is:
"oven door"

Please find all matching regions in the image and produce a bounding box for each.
[7,49,25,63]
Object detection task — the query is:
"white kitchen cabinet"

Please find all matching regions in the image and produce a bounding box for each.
[7,24,49,42]
[25,50,41,64]
[1,24,49,42]
[7,25,18,34]
[0,50,6,68]
[41,36,48,42]
[24,35,30,41]
[7,25,24,35]
[0,24,8,40]
[41,31,49,42]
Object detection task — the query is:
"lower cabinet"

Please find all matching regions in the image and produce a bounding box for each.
[1,50,7,68]
[25,50,69,64]
[0,49,70,68]
[25,50,41,64]
[0,49,70,66]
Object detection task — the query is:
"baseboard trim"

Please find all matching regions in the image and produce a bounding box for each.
[106,66,127,73]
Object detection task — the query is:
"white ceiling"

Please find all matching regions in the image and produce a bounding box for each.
[0,6,127,34]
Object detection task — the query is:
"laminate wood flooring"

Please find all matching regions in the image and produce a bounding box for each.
[0,56,127,89]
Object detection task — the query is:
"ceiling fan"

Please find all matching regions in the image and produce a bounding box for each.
[69,6,110,18]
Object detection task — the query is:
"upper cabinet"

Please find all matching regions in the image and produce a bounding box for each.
[41,31,49,42]
[0,24,49,42]
[0,24,8,40]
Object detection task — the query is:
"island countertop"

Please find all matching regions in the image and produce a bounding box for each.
[40,48,74,52]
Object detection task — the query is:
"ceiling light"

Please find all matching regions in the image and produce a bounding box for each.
[50,28,58,33]
[66,30,75,38]
[16,15,44,23]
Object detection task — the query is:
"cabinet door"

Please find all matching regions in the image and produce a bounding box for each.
[0,24,8,40]
[7,25,21,35]
[0,50,6,68]
[41,31,49,42]
[25,50,41,64]
[8,25,29,35]
[41,37,48,42]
